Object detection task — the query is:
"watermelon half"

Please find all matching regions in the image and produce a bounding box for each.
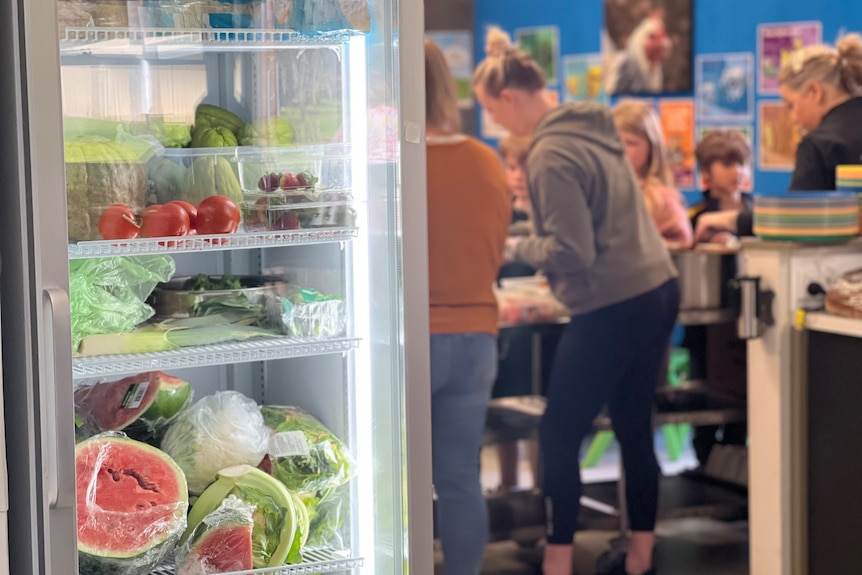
[74,371,193,444]
[176,495,255,575]
[76,433,189,575]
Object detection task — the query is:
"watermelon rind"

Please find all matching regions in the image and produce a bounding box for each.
[76,433,189,575]
[175,495,255,575]
[123,374,194,444]
[74,372,192,445]
[183,465,298,568]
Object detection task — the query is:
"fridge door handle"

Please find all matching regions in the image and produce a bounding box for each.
[42,287,75,510]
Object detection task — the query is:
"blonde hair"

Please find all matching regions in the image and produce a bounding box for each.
[424,38,462,134]
[472,27,546,97]
[611,100,675,211]
[499,136,532,166]
[779,33,862,96]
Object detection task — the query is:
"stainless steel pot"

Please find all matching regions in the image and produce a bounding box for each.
[671,248,738,310]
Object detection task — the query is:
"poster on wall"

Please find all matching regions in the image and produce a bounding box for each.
[602,0,693,96]
[562,54,606,103]
[758,101,802,170]
[696,126,755,191]
[658,99,696,189]
[515,26,560,86]
[758,22,822,94]
[695,53,754,122]
[426,30,474,109]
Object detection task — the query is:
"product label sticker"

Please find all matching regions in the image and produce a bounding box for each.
[270,431,310,457]
[120,381,150,410]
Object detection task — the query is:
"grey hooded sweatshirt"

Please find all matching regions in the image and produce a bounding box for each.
[512,102,677,316]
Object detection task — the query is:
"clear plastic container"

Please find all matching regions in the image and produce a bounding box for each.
[237,145,354,232]
[146,148,242,206]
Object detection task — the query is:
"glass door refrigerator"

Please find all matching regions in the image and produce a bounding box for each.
[0,1,431,574]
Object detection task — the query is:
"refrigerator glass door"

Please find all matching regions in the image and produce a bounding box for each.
[0,0,430,574]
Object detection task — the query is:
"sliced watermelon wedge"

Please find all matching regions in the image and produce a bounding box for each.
[76,433,188,575]
[184,465,297,569]
[176,495,255,575]
[74,371,192,444]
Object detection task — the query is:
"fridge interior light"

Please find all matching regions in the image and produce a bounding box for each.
[347,34,376,575]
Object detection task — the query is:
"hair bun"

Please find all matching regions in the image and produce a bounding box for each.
[837,33,862,60]
[485,26,514,58]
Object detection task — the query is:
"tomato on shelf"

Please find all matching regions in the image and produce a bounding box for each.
[167,200,198,230]
[196,195,241,235]
[98,204,140,241]
[140,203,191,238]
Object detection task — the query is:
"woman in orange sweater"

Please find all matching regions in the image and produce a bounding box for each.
[424,39,511,575]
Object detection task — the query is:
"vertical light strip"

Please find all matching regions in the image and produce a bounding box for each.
[347,34,375,575]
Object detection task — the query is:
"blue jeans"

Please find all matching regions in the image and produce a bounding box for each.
[431,333,497,575]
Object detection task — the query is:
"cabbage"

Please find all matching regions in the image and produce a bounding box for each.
[162,392,269,495]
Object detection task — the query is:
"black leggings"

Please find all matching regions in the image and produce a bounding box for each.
[540,279,680,543]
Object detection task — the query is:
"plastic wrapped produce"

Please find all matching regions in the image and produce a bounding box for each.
[69,255,176,351]
[74,371,193,445]
[161,391,270,495]
[280,287,345,340]
[257,0,371,34]
[183,465,304,567]
[175,495,256,575]
[260,406,355,548]
[76,433,188,575]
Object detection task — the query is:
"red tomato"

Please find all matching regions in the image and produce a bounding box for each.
[98,204,139,240]
[167,201,198,230]
[196,195,241,235]
[139,203,190,238]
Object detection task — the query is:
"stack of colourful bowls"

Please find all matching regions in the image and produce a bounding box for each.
[753,191,859,242]
[836,165,862,233]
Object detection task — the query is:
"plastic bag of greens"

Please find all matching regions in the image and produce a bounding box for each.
[260,405,355,549]
[280,287,345,340]
[69,256,176,351]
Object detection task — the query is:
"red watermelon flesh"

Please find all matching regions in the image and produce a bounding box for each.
[178,522,254,575]
[76,434,188,563]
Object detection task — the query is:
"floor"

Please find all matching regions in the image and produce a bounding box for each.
[435,432,750,575]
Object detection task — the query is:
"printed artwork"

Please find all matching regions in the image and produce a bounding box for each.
[603,0,693,95]
[658,99,696,189]
[515,27,560,86]
[758,101,802,170]
[696,53,754,122]
[562,54,606,103]
[758,22,822,94]
[426,31,474,109]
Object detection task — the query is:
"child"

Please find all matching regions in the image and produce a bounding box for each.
[612,100,693,247]
[688,129,752,466]
[691,129,753,245]
[494,136,536,491]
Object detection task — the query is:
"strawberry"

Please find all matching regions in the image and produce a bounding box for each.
[279,172,301,189]
[273,212,301,230]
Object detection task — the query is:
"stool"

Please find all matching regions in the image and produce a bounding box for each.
[582,347,691,467]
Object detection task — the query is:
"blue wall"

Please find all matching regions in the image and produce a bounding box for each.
[474,0,862,203]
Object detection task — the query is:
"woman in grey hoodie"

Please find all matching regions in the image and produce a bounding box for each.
[474,28,679,575]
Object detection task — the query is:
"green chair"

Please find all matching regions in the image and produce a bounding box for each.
[581,347,691,467]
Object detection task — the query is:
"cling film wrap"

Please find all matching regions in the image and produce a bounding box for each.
[280,287,345,340]
[161,391,270,495]
[74,371,194,446]
[175,495,256,575]
[76,433,188,575]
[69,256,176,351]
[260,405,355,548]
